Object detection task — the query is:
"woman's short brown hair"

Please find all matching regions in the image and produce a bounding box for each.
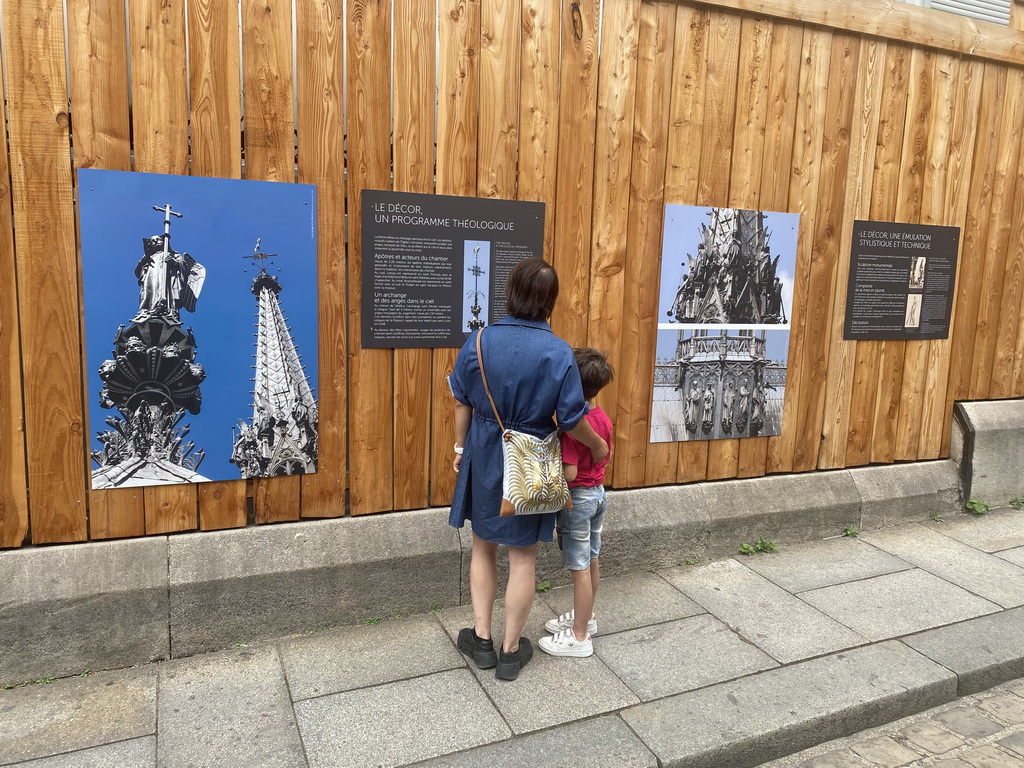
[506,257,558,321]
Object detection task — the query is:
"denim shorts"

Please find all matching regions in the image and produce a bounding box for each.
[556,485,606,571]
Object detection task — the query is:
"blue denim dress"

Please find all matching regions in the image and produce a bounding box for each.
[448,317,589,546]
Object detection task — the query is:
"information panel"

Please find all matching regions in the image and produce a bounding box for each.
[843,220,960,340]
[361,189,545,348]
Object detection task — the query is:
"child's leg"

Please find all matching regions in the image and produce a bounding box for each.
[590,557,600,605]
[571,567,594,641]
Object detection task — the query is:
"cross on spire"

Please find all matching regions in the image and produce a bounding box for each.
[152,204,183,240]
[246,238,278,273]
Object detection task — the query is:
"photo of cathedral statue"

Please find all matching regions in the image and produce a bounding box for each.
[79,169,318,488]
[660,206,797,326]
[651,329,788,442]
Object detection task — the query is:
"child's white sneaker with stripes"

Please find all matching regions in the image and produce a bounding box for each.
[539,628,593,657]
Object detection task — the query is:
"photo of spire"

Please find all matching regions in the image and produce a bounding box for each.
[79,169,318,488]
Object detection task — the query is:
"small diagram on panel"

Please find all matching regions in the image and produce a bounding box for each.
[463,240,491,333]
[660,206,797,326]
[650,329,788,443]
[909,255,926,290]
[904,293,922,328]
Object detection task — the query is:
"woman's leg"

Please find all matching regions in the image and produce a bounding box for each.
[503,543,538,653]
[470,534,499,639]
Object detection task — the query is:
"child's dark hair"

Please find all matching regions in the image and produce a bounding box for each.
[574,347,613,400]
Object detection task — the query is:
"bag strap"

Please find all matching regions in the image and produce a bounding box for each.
[475,329,505,432]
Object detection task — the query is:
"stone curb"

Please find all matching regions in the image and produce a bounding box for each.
[0,459,963,687]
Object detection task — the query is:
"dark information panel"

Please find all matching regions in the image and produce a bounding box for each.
[361,189,545,348]
[843,220,960,340]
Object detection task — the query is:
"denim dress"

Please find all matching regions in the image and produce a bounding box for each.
[448,317,589,546]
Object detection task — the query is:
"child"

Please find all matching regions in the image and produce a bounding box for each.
[539,348,614,658]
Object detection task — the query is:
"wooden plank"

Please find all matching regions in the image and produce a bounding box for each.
[128,0,197,534]
[519,0,561,263]
[968,68,1024,400]
[943,63,1005,448]
[845,42,910,466]
[1014,0,1024,31]
[727,15,771,480]
[990,69,1024,400]
[919,55,981,458]
[790,32,859,473]
[817,37,884,470]
[0,16,29,547]
[188,0,247,531]
[612,1,673,489]
[296,0,346,517]
[699,10,741,482]
[668,5,712,486]
[765,27,831,474]
[696,0,1024,67]
[866,44,913,466]
[240,0,301,523]
[631,1,676,489]
[587,0,639,484]
[391,0,434,510]
[549,0,599,346]
[3,0,89,544]
[347,0,394,515]
[740,19,803,478]
[429,0,480,507]
[65,0,146,539]
[893,47,937,462]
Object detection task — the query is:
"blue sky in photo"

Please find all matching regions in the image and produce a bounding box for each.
[78,169,318,483]
[657,205,800,326]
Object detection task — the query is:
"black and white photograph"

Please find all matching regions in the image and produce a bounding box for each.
[909,255,926,290]
[651,329,788,442]
[79,169,319,489]
[659,206,798,326]
[905,293,922,328]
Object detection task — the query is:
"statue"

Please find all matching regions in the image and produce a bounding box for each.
[721,377,736,432]
[701,383,716,435]
[685,380,701,431]
[134,234,206,323]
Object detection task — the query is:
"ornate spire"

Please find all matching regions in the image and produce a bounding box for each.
[230,241,318,478]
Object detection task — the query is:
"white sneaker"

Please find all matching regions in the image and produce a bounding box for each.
[544,609,597,636]
[539,628,593,657]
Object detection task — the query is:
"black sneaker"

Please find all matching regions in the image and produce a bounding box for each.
[457,627,497,669]
[495,637,534,681]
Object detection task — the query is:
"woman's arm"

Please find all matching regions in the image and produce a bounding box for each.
[566,417,609,463]
[453,400,472,472]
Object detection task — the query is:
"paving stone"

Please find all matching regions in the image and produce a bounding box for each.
[157,646,305,768]
[539,571,705,636]
[999,730,1024,757]
[978,694,1024,725]
[852,460,961,531]
[903,607,1024,695]
[799,751,868,767]
[925,510,1024,553]
[849,735,921,766]
[899,722,964,754]
[737,536,910,593]
[619,641,956,768]
[0,668,156,765]
[659,559,865,663]
[414,715,658,767]
[595,614,777,701]
[1,737,155,768]
[861,524,1024,608]
[933,707,1005,739]
[279,614,464,700]
[799,569,1000,642]
[1000,548,1024,569]
[295,669,510,768]
[930,761,971,768]
[960,745,1024,767]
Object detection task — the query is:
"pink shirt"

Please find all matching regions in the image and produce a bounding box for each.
[560,405,613,488]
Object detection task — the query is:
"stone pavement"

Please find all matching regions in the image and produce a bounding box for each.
[4,508,1024,768]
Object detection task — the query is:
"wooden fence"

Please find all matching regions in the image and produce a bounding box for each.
[1,0,1023,548]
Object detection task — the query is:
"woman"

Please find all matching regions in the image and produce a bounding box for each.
[448,258,609,681]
